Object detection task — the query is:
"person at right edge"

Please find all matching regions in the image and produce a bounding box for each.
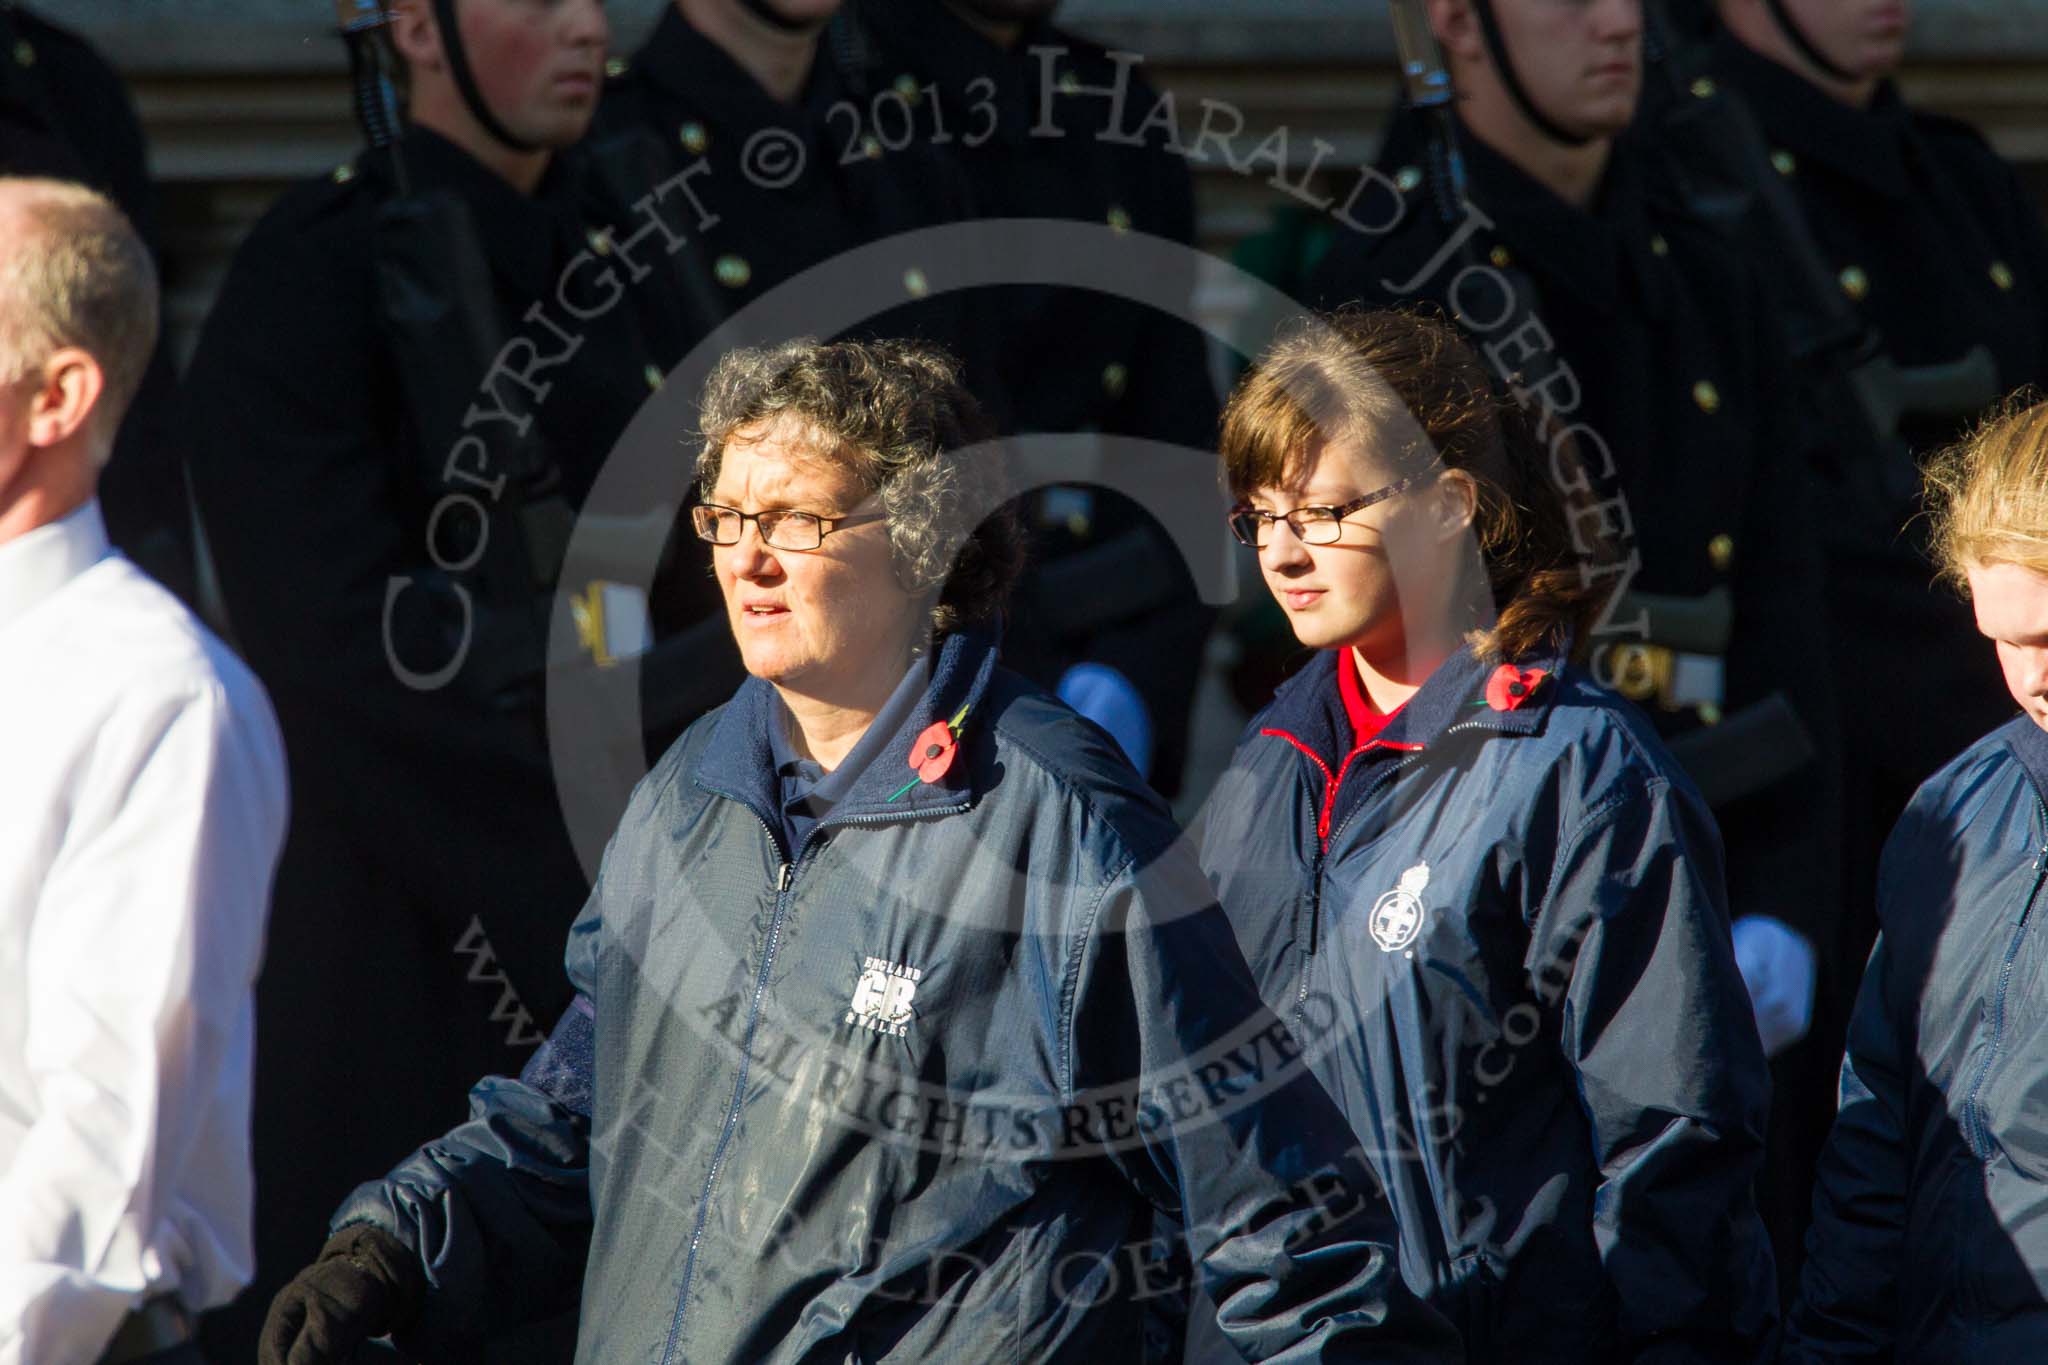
[1708,2,2048,924]
[1186,307,1777,1362]
[1698,0,2048,1287]
[1785,395,2048,1361]
[1310,0,1838,1286]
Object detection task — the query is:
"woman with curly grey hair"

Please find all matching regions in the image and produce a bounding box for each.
[685,335,1026,801]
[258,335,1459,1364]
[693,336,1025,658]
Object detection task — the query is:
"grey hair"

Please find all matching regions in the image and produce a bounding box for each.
[0,177,159,461]
[695,337,1026,636]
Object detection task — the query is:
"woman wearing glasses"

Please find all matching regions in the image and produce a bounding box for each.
[1190,309,1779,1363]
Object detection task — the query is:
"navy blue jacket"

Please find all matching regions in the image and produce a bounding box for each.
[1196,646,1778,1362]
[1787,714,2048,1362]
[333,629,1460,1362]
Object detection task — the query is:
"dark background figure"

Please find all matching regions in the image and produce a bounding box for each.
[1661,0,1720,44]
[178,2,688,1357]
[0,0,190,600]
[848,0,1220,800]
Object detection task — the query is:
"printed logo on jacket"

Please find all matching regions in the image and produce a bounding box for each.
[1370,862,1431,954]
[846,957,922,1038]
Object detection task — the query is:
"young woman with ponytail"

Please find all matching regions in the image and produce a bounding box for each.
[1188,307,1780,1363]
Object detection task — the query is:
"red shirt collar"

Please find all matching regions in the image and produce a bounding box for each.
[1339,647,1405,747]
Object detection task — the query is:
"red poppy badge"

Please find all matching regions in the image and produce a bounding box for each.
[1484,665,1550,712]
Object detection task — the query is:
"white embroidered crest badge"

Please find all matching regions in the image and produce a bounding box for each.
[1369,862,1431,953]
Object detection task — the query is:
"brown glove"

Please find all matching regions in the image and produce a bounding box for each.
[258,1223,426,1365]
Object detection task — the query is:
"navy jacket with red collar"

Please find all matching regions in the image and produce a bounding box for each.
[1196,644,1780,1363]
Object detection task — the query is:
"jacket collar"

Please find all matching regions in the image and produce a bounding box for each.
[694,626,1002,845]
[1711,31,1916,200]
[768,651,928,806]
[1258,639,1561,771]
[2003,713,2048,813]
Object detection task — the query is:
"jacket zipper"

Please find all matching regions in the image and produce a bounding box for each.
[660,797,970,1361]
[1959,795,2048,1159]
[664,807,793,1365]
[1261,729,1424,855]
[1292,718,1502,1012]
[1267,737,1346,1010]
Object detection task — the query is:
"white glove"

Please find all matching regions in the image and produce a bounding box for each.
[1733,914,1817,1059]
[1057,663,1154,778]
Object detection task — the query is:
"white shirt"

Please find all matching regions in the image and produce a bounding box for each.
[0,500,287,1365]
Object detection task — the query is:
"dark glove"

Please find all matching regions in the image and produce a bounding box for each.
[259,1223,427,1365]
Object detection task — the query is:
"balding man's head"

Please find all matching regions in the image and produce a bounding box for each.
[0,177,158,464]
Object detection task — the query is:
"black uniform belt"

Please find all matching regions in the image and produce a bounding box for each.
[1592,589,1816,805]
[98,1294,193,1365]
[1594,586,1734,713]
[1598,639,1724,713]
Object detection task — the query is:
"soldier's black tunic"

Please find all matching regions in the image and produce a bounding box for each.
[0,5,151,233]
[181,127,684,1360]
[850,0,1220,798]
[0,3,187,594]
[1710,31,2048,972]
[592,4,977,368]
[1311,126,1840,962]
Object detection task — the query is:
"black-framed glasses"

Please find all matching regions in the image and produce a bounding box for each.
[1227,476,1416,548]
[690,502,887,552]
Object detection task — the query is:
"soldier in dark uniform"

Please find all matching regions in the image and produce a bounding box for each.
[1312,0,1839,1207]
[591,0,976,382]
[0,2,188,596]
[847,0,1220,799]
[180,2,690,1357]
[1708,0,2048,1021]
